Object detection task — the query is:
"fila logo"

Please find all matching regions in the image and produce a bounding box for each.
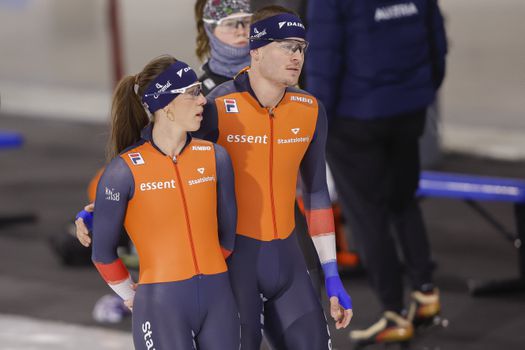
[290,95,313,104]
[224,99,239,113]
[291,128,300,135]
[128,152,145,165]
[177,67,192,77]
[197,167,205,174]
[192,145,212,151]
[278,21,305,29]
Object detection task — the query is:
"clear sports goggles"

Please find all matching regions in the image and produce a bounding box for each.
[143,82,202,98]
[203,13,253,29]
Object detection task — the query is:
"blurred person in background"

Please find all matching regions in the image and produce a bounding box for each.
[306,0,447,347]
[91,55,240,349]
[195,0,252,94]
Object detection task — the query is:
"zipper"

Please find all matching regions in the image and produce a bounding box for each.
[268,108,278,239]
[172,155,200,275]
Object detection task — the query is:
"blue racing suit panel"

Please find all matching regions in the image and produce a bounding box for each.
[214,143,237,255]
[299,100,332,213]
[91,156,134,264]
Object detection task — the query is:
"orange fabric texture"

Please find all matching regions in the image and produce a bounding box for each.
[216,91,318,241]
[121,139,227,284]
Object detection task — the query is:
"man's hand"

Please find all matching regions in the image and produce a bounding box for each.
[330,296,353,329]
[326,275,353,329]
[75,203,94,247]
[123,283,137,311]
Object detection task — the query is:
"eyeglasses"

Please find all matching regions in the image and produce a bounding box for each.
[144,82,202,99]
[203,14,252,32]
[250,38,309,55]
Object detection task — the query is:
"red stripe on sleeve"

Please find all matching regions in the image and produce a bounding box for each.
[305,208,335,236]
[94,259,129,284]
[221,247,232,259]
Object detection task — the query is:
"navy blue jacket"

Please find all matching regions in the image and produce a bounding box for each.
[305,0,447,120]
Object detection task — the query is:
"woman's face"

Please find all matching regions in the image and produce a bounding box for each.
[213,13,251,47]
[167,83,206,132]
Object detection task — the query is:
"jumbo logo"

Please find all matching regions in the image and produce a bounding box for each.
[192,145,212,151]
[290,95,313,104]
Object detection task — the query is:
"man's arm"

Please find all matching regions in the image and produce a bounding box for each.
[91,157,135,303]
[214,143,237,259]
[299,102,352,328]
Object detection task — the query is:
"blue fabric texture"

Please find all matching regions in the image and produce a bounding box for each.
[142,61,198,114]
[326,275,353,309]
[305,0,447,120]
[76,209,93,232]
[249,13,306,49]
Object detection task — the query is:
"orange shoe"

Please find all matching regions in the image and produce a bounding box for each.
[349,311,414,347]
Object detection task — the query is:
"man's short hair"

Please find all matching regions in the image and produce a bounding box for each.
[251,5,299,24]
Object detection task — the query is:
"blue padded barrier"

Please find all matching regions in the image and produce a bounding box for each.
[417,170,525,296]
[418,171,525,203]
[0,131,23,149]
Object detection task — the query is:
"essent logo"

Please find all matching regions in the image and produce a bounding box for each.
[278,21,305,29]
[197,167,205,174]
[226,134,269,144]
[139,180,176,192]
[291,128,300,135]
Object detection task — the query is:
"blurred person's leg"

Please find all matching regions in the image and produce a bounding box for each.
[387,110,440,326]
[387,110,434,291]
[326,117,404,313]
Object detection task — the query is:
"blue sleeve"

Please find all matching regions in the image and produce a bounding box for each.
[305,0,344,120]
[427,0,448,90]
[214,143,237,252]
[193,96,219,142]
[299,102,332,211]
[91,157,134,264]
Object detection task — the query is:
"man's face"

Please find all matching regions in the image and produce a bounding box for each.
[254,38,308,87]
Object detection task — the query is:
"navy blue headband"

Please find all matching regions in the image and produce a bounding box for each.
[141,61,198,114]
[249,13,306,50]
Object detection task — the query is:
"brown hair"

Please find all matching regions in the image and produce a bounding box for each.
[195,0,210,62]
[251,5,298,24]
[107,55,177,160]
